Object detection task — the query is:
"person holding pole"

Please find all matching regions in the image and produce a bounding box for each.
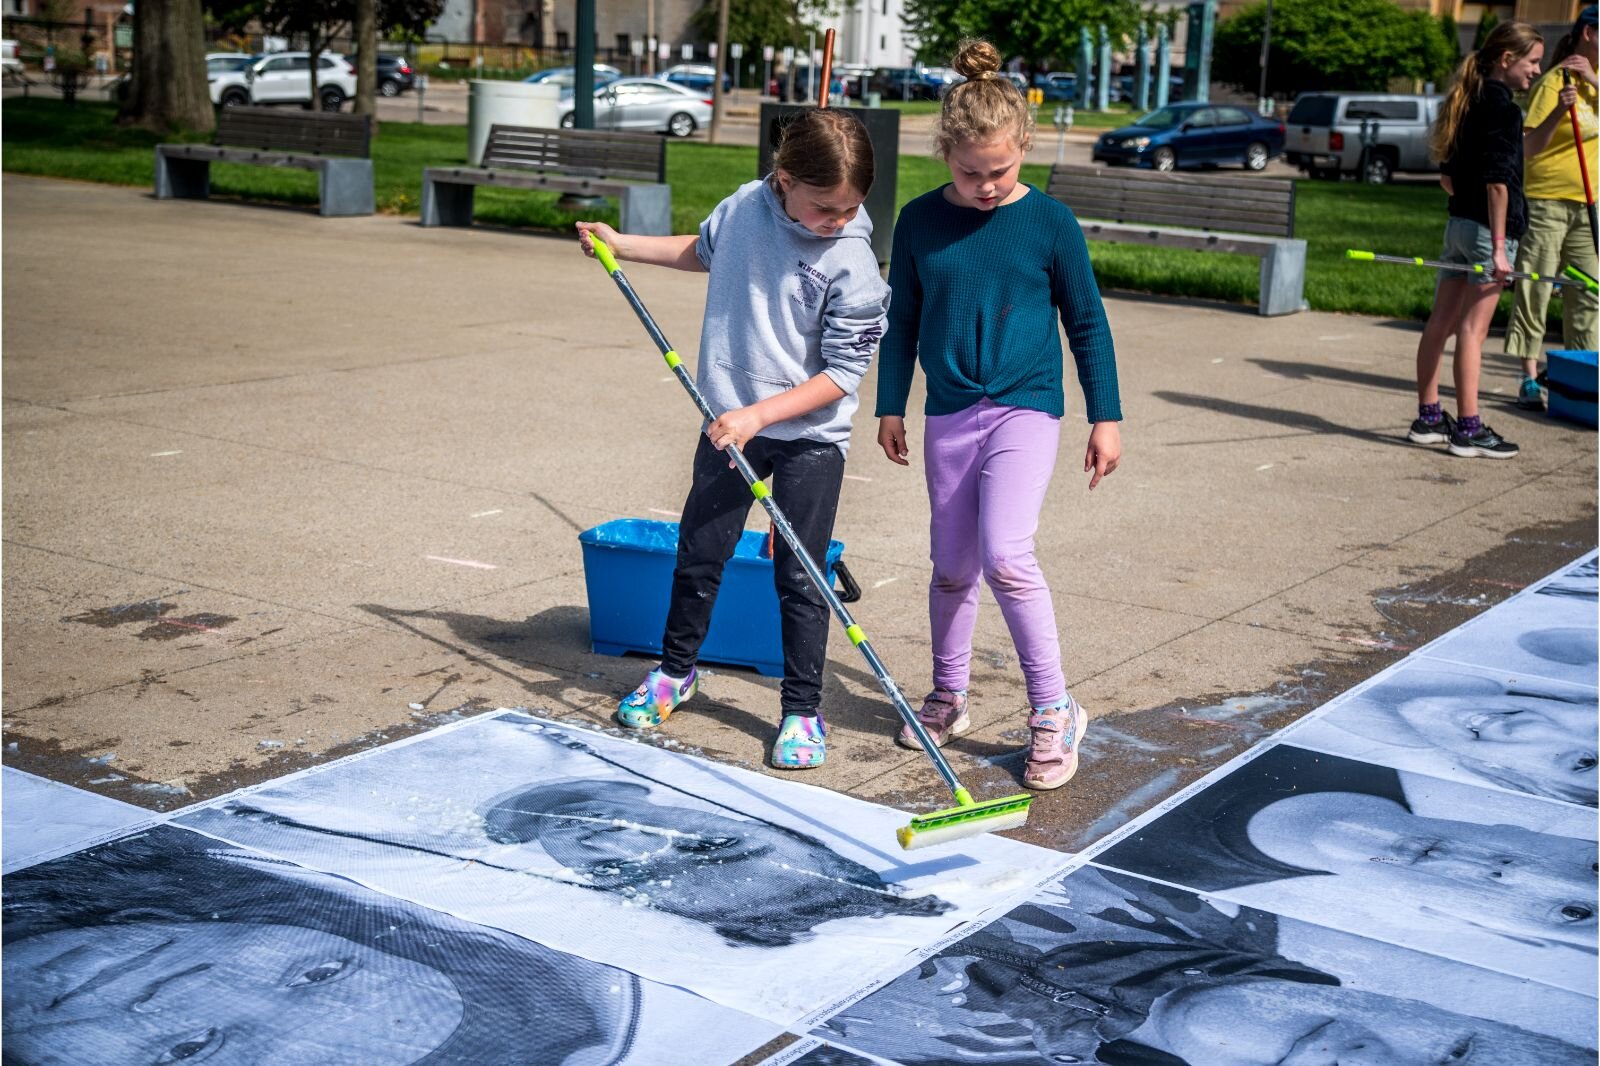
[1505,3,1598,411]
[574,109,888,770]
[1411,21,1572,459]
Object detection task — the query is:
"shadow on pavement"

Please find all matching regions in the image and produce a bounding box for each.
[1153,390,1416,448]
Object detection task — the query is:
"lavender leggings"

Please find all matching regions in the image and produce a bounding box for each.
[924,398,1066,708]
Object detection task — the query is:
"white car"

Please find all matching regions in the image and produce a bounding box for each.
[206,51,255,106]
[559,77,712,137]
[219,52,358,111]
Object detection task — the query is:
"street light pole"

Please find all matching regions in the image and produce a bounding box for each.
[645,0,656,75]
[710,0,730,143]
[575,0,595,128]
[1257,0,1273,108]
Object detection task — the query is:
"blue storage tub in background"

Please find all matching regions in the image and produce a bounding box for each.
[1545,350,1597,429]
[578,518,854,678]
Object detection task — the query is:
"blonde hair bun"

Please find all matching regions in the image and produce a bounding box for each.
[951,38,1002,80]
[935,37,1034,157]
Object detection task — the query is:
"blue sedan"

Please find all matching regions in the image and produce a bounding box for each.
[1092,102,1285,172]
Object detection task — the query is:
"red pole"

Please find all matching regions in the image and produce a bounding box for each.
[1565,70,1599,250]
[818,28,835,109]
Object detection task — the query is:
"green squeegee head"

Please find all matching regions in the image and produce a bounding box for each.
[896,789,1034,851]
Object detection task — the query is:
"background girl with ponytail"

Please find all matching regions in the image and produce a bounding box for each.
[1412,21,1577,459]
[874,39,1122,792]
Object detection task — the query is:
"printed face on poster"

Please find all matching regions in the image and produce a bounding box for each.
[174,713,1066,1025]
[809,864,1597,1065]
[1092,744,1597,992]
[2,825,779,1066]
[1285,657,1597,808]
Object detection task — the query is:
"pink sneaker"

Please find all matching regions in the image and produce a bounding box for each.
[1023,698,1088,791]
[895,689,972,750]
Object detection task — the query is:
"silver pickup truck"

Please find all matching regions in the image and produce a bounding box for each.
[1284,92,1443,184]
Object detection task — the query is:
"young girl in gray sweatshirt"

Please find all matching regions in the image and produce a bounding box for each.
[577,108,890,770]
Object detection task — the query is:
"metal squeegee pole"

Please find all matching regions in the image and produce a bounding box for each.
[1346,249,1589,288]
[594,243,965,799]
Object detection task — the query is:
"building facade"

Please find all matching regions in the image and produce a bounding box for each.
[436,0,702,54]
[838,0,915,68]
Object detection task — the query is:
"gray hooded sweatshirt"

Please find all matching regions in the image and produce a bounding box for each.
[694,178,890,455]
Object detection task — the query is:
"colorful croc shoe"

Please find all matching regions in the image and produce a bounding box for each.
[771,713,827,769]
[616,666,697,730]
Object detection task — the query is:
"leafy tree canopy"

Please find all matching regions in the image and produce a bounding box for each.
[689,0,822,54]
[899,0,1164,70]
[205,0,441,43]
[1213,0,1458,96]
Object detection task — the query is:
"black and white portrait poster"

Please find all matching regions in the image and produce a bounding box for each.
[758,1038,894,1066]
[1413,551,1597,688]
[1092,744,1597,993]
[174,712,1069,1025]
[1534,552,1598,601]
[2,824,781,1065]
[2,766,156,873]
[807,864,1596,1065]
[1282,657,1597,808]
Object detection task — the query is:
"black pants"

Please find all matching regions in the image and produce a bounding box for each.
[660,434,845,717]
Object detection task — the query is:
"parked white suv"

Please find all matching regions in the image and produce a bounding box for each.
[218,52,357,111]
[206,52,255,106]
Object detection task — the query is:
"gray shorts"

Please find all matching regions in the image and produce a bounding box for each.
[1438,216,1520,287]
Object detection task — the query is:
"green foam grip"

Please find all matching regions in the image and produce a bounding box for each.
[751,482,770,500]
[1565,265,1598,293]
[591,236,620,275]
[663,349,682,369]
[845,624,865,645]
[1346,250,1374,260]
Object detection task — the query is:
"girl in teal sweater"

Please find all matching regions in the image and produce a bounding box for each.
[875,38,1122,791]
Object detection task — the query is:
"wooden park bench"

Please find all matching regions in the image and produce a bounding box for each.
[421,125,671,235]
[155,107,374,218]
[1047,164,1306,316]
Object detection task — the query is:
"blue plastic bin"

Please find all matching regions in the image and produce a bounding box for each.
[1546,350,1597,429]
[578,518,847,678]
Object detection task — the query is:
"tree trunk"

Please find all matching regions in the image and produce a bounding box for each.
[117,0,212,133]
[354,0,377,126]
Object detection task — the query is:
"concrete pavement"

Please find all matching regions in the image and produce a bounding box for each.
[2,173,1594,856]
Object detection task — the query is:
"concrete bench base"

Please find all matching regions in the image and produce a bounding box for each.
[1077,220,1308,317]
[420,167,672,236]
[154,145,375,218]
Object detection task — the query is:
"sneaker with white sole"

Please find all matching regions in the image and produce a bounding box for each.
[1023,697,1088,791]
[895,689,972,750]
[1449,422,1519,459]
[1407,411,1456,445]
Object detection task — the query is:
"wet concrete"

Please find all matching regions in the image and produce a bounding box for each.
[3,177,1596,1042]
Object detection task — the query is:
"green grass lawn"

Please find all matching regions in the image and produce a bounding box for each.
[0,97,1533,323]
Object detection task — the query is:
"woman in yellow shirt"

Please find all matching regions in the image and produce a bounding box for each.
[1506,4,1599,410]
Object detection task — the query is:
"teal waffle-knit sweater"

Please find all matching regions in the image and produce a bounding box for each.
[875,185,1122,423]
